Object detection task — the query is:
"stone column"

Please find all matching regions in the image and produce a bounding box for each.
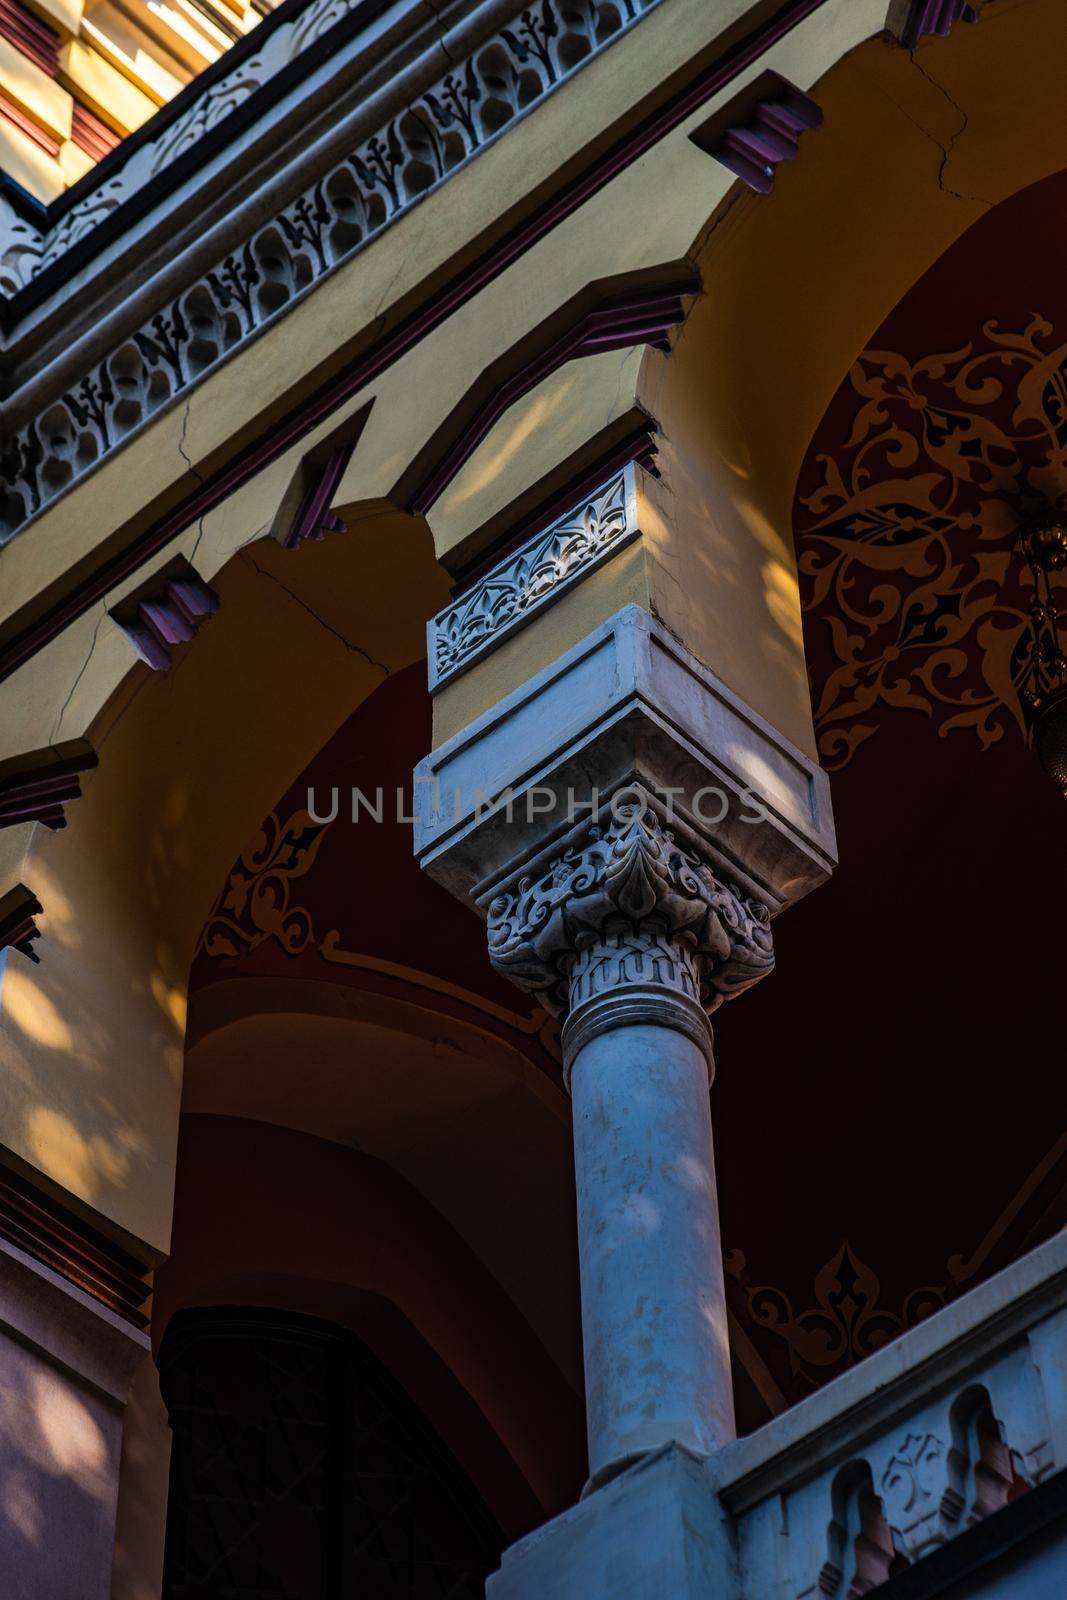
[416,601,836,1503]
[487,797,774,1484]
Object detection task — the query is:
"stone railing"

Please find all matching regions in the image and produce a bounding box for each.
[489,1231,1067,1598]
[719,1232,1067,1597]
[0,0,662,545]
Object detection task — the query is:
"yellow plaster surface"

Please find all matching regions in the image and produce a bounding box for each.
[60,36,158,130]
[0,121,64,200]
[4,0,1066,1249]
[430,444,814,757]
[0,509,448,1252]
[27,0,84,36]
[428,348,648,561]
[59,135,95,183]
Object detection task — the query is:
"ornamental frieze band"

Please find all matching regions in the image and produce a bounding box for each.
[0,0,661,545]
[427,466,638,689]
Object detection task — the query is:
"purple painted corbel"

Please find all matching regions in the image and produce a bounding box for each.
[713,84,822,195]
[0,884,43,962]
[0,741,98,830]
[118,570,219,670]
[898,0,979,47]
[282,441,355,549]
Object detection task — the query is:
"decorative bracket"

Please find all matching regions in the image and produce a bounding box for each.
[891,0,982,47]
[112,563,219,671]
[281,440,355,550]
[693,75,822,196]
[0,883,43,962]
[0,740,97,830]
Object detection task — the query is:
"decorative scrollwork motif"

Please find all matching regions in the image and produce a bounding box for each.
[428,467,637,687]
[197,807,330,959]
[796,316,1067,769]
[486,799,775,1017]
[0,0,662,544]
[726,1242,946,1391]
[0,198,44,297]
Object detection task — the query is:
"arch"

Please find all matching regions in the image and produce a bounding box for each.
[948,1384,1027,1527]
[157,1304,504,1598]
[0,508,449,1255]
[152,1116,585,1532]
[819,1458,907,1597]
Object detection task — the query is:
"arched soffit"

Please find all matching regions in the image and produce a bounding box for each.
[186,662,562,1089]
[153,1115,586,1531]
[644,0,1067,572]
[0,510,447,1253]
[183,663,576,1384]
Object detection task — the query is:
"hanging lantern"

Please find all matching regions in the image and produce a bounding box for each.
[1019,516,1067,792]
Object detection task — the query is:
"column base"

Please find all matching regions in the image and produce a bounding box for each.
[488,1444,736,1600]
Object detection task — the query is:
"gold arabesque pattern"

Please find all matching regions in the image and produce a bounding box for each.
[797,317,1067,769]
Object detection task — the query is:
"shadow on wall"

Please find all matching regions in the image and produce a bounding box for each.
[152,1115,587,1537]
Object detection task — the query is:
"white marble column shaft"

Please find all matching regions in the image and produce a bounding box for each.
[568,1005,733,1484]
[485,799,776,1487]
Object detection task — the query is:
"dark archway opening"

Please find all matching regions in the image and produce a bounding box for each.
[159,1307,505,1598]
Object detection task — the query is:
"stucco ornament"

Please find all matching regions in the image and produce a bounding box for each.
[486,799,775,1019]
[428,467,637,687]
[0,0,663,543]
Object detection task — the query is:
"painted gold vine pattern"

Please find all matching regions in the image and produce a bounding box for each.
[198,806,328,959]
[797,316,1067,769]
[725,1243,946,1393]
[194,805,559,1054]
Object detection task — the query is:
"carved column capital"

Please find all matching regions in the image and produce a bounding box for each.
[486,795,774,1072]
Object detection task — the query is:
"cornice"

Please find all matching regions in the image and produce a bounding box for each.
[0,0,839,685]
[0,0,422,309]
[0,1160,152,1326]
[0,0,666,545]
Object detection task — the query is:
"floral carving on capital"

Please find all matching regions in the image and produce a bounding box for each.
[486,801,775,1018]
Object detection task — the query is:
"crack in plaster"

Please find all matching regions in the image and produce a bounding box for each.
[248,556,390,678]
[422,0,458,66]
[176,398,211,567]
[904,51,992,208]
[51,605,106,742]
